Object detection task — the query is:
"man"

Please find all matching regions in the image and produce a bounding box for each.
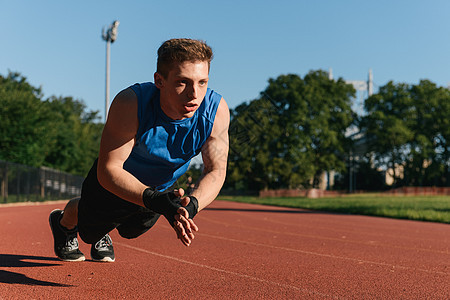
[49,38,229,262]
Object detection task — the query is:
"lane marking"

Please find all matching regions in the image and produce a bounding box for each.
[116,242,341,299]
[197,233,450,276]
[227,209,449,243]
[209,201,450,240]
[199,216,450,255]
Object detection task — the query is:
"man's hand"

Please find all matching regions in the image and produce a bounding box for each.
[142,187,199,246]
[173,189,199,247]
[142,188,181,225]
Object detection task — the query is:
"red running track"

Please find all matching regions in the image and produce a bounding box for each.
[0,200,449,299]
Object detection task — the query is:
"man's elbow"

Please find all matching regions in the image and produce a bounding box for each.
[96,161,115,190]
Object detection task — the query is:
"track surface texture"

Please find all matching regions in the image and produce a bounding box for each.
[0,200,449,299]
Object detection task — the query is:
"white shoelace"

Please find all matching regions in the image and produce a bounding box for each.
[95,235,112,251]
[65,236,79,251]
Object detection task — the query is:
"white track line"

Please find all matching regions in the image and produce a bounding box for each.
[156,222,449,275]
[200,216,450,255]
[116,242,341,299]
[226,209,448,243]
[197,233,449,276]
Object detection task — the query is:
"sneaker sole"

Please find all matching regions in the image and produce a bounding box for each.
[58,256,86,262]
[92,257,115,262]
[49,209,86,262]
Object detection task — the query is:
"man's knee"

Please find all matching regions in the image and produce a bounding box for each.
[116,214,160,239]
[118,232,139,240]
[116,226,148,239]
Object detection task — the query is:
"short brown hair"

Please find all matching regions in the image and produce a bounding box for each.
[157,38,213,78]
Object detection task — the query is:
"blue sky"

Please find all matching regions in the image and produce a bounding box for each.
[2,1,450,120]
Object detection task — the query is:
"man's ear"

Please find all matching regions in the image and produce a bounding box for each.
[154,72,164,88]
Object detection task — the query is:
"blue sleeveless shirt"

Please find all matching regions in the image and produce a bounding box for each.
[123,82,222,191]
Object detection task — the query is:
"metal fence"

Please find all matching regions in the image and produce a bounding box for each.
[0,160,84,203]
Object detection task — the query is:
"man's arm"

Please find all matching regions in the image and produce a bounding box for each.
[96,88,147,205]
[188,97,230,210]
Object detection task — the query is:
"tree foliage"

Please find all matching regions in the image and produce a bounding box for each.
[0,72,102,176]
[361,80,450,187]
[0,72,57,166]
[44,96,103,175]
[227,70,355,190]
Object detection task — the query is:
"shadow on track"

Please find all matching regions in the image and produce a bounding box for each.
[0,254,72,287]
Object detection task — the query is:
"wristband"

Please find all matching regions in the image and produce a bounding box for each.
[184,196,199,219]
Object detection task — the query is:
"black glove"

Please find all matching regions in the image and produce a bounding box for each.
[142,188,181,225]
[184,195,199,219]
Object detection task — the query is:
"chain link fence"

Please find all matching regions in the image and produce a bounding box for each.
[0,160,84,203]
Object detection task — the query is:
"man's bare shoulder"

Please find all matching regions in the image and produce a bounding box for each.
[113,87,138,106]
[106,88,138,133]
[214,98,230,129]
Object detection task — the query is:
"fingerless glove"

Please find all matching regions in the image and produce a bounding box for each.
[184,195,199,219]
[142,188,181,225]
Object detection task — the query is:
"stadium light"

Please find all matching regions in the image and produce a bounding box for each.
[101,20,120,122]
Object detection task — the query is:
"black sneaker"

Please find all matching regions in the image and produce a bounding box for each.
[91,234,115,262]
[49,209,85,262]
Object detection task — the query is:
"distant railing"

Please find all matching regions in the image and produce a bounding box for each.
[385,186,450,196]
[0,160,84,203]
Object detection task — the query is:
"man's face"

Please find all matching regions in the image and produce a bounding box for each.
[155,60,209,120]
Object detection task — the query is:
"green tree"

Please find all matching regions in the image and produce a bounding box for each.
[434,85,450,185]
[0,71,103,176]
[0,72,58,166]
[43,96,103,176]
[362,80,450,187]
[227,70,355,191]
[362,82,415,186]
[407,80,450,186]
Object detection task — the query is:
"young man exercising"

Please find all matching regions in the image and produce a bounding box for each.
[49,38,230,262]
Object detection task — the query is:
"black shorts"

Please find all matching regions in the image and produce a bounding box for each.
[77,159,160,244]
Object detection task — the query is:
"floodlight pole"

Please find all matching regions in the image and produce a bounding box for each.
[105,40,110,122]
[102,20,119,122]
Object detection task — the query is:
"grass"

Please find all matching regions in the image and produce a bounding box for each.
[218,194,450,224]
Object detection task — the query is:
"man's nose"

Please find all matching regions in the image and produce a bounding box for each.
[188,84,198,99]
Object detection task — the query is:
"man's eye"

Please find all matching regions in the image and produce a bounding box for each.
[199,81,207,86]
